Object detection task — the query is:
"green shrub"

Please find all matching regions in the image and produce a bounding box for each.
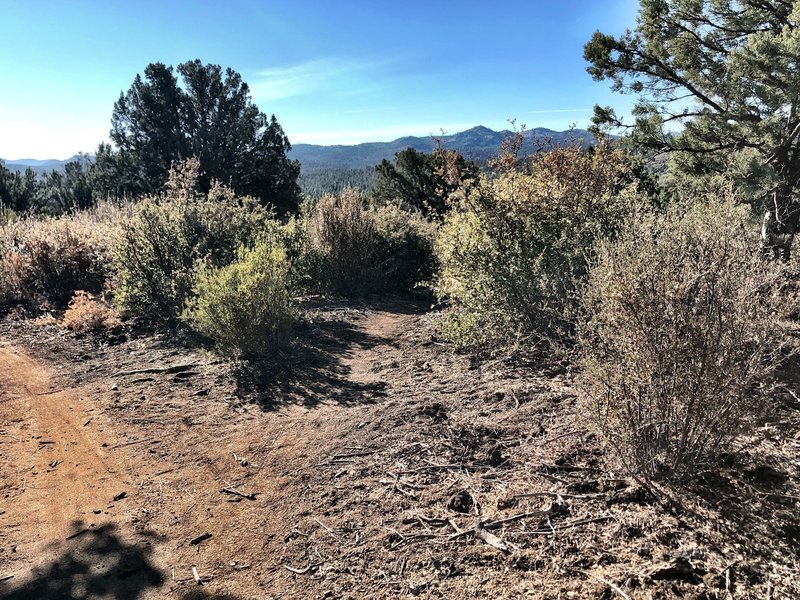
[435,141,635,349]
[371,202,437,293]
[578,198,789,478]
[182,240,295,355]
[0,214,114,311]
[115,159,270,322]
[304,188,435,296]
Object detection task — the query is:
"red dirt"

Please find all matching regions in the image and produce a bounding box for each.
[0,303,798,599]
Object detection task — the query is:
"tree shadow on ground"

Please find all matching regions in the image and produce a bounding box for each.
[234,299,429,410]
[1,520,163,600]
[235,315,392,410]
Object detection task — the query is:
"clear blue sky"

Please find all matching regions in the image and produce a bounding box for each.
[0,0,639,159]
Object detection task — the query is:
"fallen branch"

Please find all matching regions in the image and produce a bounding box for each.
[111,438,156,449]
[30,388,66,396]
[475,522,514,553]
[221,486,255,501]
[484,507,557,529]
[395,463,478,474]
[330,449,376,460]
[0,574,13,583]
[511,515,616,535]
[283,561,323,575]
[189,533,212,545]
[538,430,582,446]
[513,491,604,500]
[66,528,91,540]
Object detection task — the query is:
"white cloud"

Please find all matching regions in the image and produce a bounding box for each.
[250,58,377,101]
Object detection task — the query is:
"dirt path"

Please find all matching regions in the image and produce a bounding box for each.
[1,304,798,599]
[0,306,419,599]
[0,341,163,598]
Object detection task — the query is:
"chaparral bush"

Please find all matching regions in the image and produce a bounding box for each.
[0,211,116,311]
[182,239,295,355]
[304,188,435,296]
[115,159,270,322]
[578,197,790,478]
[435,140,635,349]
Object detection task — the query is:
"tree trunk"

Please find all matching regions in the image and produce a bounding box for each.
[761,187,798,262]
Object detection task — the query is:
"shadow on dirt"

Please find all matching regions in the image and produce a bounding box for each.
[234,299,431,410]
[235,312,393,409]
[1,521,164,600]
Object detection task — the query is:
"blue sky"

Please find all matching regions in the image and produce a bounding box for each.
[0,0,640,159]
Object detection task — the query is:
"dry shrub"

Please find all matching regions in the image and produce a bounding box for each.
[435,140,635,349]
[62,291,121,333]
[0,212,115,312]
[305,188,435,296]
[115,158,271,322]
[578,197,790,478]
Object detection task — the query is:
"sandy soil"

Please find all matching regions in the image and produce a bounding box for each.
[0,302,798,599]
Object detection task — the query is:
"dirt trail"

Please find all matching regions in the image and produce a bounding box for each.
[2,304,797,599]
[0,306,420,599]
[0,343,140,586]
[340,309,412,384]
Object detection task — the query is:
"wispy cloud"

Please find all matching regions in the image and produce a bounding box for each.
[250,58,378,101]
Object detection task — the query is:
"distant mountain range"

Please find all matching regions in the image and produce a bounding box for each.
[290,125,596,172]
[2,126,596,175]
[1,155,88,175]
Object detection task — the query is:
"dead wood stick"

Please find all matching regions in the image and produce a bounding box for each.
[395,463,477,474]
[32,388,67,396]
[539,463,596,473]
[533,471,572,485]
[475,522,514,553]
[447,519,463,535]
[484,508,555,529]
[511,515,615,535]
[113,363,199,378]
[189,533,212,545]
[513,491,604,500]
[221,486,255,500]
[573,569,630,600]
[315,518,333,532]
[111,438,156,449]
[330,450,376,460]
[192,566,201,584]
[0,574,13,583]
[538,430,581,446]
[66,528,91,540]
[283,561,323,575]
